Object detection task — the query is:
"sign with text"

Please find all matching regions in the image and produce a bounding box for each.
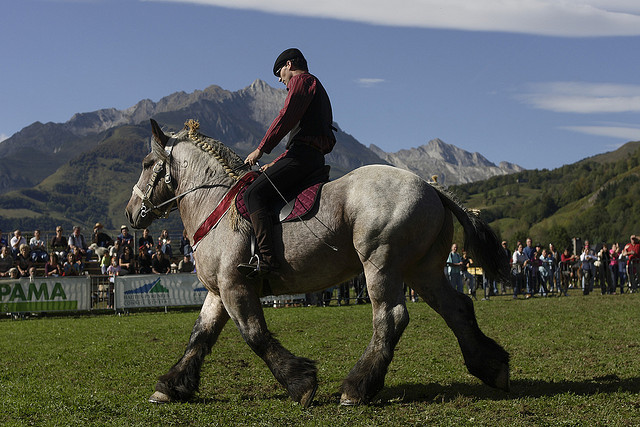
[115,274,207,309]
[0,277,91,312]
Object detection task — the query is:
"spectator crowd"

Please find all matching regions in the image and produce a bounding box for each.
[0,224,196,280]
[446,235,640,300]
[3,224,639,308]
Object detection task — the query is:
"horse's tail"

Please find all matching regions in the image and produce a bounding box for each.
[430,183,510,283]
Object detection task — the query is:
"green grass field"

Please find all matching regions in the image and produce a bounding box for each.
[2,291,639,426]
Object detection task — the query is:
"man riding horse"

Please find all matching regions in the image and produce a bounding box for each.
[239,48,336,277]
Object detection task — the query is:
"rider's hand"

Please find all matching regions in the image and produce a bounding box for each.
[244,148,263,166]
[260,161,275,172]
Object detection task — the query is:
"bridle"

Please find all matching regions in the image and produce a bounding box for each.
[132,136,178,219]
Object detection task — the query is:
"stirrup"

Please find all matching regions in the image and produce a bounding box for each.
[237,254,276,279]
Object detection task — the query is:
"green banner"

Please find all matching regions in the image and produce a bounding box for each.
[1,300,78,312]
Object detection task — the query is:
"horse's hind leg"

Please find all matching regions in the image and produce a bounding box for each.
[409,266,510,392]
[220,283,318,407]
[340,269,409,405]
[150,292,230,403]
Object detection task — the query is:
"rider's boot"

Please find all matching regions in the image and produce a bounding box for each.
[237,209,280,278]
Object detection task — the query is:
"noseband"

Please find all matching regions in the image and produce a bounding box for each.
[132,136,178,219]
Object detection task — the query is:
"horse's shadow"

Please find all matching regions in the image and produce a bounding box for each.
[186,375,640,407]
[370,374,640,406]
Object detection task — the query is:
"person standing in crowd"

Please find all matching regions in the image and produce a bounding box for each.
[559,248,577,296]
[50,226,68,259]
[522,238,536,296]
[617,244,628,293]
[106,257,121,310]
[529,250,547,297]
[68,226,92,260]
[0,246,14,277]
[0,229,7,248]
[352,272,368,304]
[138,228,154,255]
[609,243,621,294]
[10,230,27,258]
[512,243,528,299]
[92,223,114,249]
[179,229,193,257]
[109,240,122,260]
[539,249,554,296]
[460,250,476,300]
[117,225,134,252]
[498,240,511,295]
[29,229,49,263]
[548,243,560,293]
[580,241,597,295]
[158,229,172,257]
[598,243,613,294]
[623,235,640,293]
[446,243,464,293]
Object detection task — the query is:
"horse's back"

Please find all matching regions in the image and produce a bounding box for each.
[328,164,443,217]
[323,164,448,258]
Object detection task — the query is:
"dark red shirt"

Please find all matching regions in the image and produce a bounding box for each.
[258,73,335,158]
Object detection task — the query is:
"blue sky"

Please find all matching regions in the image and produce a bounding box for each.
[2,0,640,170]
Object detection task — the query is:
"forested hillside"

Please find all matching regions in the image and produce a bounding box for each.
[451,141,640,249]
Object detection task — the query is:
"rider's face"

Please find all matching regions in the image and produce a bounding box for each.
[278,61,293,87]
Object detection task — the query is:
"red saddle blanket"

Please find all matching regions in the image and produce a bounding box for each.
[192,168,328,247]
[235,171,325,223]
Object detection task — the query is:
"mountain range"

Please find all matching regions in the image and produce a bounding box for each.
[0,80,523,232]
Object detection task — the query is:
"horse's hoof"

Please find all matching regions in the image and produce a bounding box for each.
[299,383,318,408]
[149,391,172,404]
[339,394,361,406]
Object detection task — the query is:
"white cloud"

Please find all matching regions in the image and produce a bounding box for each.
[0,134,8,143]
[562,124,640,140]
[148,0,640,36]
[518,82,640,114]
[356,78,385,88]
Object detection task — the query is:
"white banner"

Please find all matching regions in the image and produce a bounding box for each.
[115,273,208,309]
[0,276,91,312]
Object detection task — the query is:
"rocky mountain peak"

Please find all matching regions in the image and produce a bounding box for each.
[371,138,523,185]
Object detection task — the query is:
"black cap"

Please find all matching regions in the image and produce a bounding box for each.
[273,48,305,77]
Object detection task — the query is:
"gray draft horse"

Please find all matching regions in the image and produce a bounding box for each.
[125,119,510,407]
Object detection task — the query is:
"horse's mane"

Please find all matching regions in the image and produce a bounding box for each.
[159,119,250,232]
[162,119,247,181]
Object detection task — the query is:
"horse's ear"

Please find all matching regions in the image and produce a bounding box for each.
[150,119,169,147]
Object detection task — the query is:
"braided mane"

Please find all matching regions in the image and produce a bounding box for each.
[173,119,250,232]
[178,119,247,181]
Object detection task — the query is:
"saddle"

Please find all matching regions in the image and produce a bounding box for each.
[236,165,330,223]
[191,165,330,250]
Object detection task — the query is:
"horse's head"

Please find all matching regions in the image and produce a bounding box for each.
[125,119,178,229]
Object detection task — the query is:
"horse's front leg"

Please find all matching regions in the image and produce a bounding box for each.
[150,291,230,403]
[219,280,318,407]
[340,268,409,405]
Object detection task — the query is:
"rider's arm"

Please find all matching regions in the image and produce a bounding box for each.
[257,74,316,154]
